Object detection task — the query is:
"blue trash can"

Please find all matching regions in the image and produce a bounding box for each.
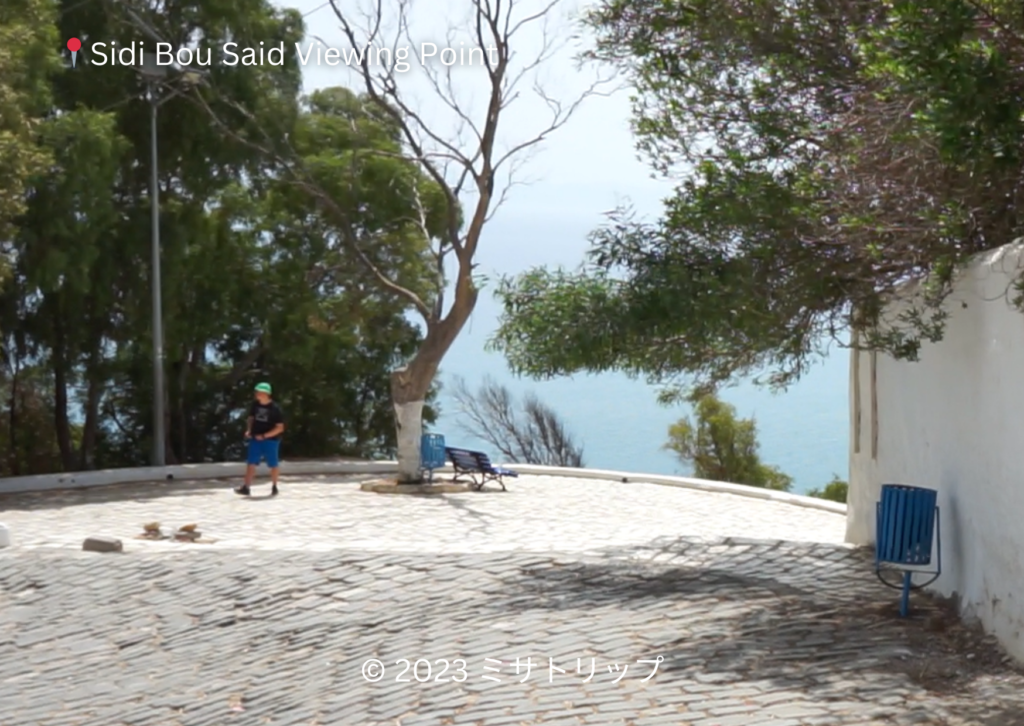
[420,433,446,482]
[875,484,941,616]
[877,484,937,565]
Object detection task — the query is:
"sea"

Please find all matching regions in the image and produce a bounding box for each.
[433,318,849,496]
[427,198,850,496]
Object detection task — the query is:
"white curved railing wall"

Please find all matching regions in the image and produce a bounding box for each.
[0,460,843,514]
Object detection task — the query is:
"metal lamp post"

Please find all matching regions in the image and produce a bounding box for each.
[135,53,170,467]
[133,53,205,467]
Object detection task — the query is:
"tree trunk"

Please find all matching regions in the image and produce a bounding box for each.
[391,367,429,482]
[162,366,178,466]
[164,402,178,465]
[353,384,370,453]
[7,367,18,476]
[390,279,478,482]
[52,348,76,471]
[393,400,425,480]
[176,346,192,463]
[189,344,205,460]
[79,374,102,470]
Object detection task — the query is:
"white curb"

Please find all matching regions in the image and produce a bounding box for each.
[0,460,846,514]
[498,464,847,515]
[0,460,398,495]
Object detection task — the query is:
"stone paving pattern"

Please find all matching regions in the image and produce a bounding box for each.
[0,474,845,552]
[1,475,1024,725]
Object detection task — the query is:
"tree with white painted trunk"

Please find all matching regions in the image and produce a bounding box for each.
[174,0,607,480]
[319,0,609,481]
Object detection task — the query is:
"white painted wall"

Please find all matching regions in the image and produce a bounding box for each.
[848,241,1024,660]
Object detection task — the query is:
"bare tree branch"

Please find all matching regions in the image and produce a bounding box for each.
[451,375,584,466]
[123,0,611,328]
[324,0,615,303]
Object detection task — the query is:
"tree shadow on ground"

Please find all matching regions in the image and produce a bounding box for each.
[441,496,497,530]
[0,474,372,511]
[499,550,1024,725]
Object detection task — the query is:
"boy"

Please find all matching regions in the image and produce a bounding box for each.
[234,382,285,496]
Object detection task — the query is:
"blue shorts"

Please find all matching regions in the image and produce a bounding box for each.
[247,438,280,468]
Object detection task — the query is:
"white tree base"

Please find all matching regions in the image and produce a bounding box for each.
[360,479,469,494]
[394,400,425,482]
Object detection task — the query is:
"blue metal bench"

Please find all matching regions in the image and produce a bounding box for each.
[445,447,518,491]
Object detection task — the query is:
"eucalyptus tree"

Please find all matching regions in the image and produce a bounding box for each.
[0,0,445,473]
[189,0,610,481]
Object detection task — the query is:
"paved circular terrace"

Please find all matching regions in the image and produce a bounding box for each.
[2,473,1024,725]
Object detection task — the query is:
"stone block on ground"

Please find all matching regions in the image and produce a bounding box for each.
[82,536,123,553]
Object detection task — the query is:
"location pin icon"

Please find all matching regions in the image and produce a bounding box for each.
[67,38,81,67]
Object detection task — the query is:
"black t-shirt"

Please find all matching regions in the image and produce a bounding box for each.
[250,401,284,438]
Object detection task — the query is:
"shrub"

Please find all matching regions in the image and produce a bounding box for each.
[665,393,792,491]
[808,475,848,503]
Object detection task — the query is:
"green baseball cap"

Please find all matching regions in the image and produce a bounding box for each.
[254,382,272,394]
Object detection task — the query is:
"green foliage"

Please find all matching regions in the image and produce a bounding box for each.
[489,267,633,380]
[492,0,1024,392]
[808,475,849,504]
[0,0,441,474]
[0,0,60,260]
[665,393,792,492]
[0,364,67,475]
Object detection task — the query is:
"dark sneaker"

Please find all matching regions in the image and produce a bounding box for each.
[271,484,279,496]
[233,485,251,496]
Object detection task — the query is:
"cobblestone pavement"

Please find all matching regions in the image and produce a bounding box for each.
[0,474,845,552]
[2,476,1024,725]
